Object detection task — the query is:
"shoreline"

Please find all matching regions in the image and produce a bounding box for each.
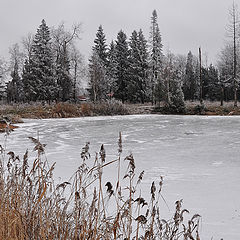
[1,101,240,125]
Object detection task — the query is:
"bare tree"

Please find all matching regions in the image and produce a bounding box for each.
[227,2,240,107]
[22,32,34,60]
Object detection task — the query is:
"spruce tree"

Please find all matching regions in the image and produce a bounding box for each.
[183,51,198,101]
[93,25,108,65]
[107,41,117,97]
[23,19,57,102]
[56,45,72,101]
[129,29,149,103]
[114,30,130,103]
[149,9,163,104]
[89,25,109,101]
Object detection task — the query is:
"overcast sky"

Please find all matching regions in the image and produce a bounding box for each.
[0,0,237,64]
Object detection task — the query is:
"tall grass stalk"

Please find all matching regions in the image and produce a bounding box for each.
[0,131,201,239]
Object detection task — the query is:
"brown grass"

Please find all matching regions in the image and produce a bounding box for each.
[0,131,201,239]
[0,100,130,120]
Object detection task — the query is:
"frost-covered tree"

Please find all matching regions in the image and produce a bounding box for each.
[106,40,117,97]
[149,9,163,104]
[93,25,108,65]
[226,2,240,106]
[217,43,240,102]
[52,23,81,101]
[206,64,220,101]
[128,29,149,103]
[183,51,199,101]
[161,55,185,113]
[22,19,57,101]
[88,25,109,101]
[114,30,130,103]
[88,50,108,102]
[7,43,24,102]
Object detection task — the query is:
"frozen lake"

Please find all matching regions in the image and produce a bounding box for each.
[1,114,240,239]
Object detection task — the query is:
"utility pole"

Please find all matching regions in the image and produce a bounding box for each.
[199,47,203,105]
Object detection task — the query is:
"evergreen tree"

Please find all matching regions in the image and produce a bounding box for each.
[207,64,221,101]
[88,25,109,101]
[106,41,117,97]
[93,25,108,65]
[56,44,72,101]
[161,57,185,113]
[183,51,198,100]
[7,62,23,102]
[114,30,130,103]
[22,19,57,102]
[128,29,149,103]
[149,9,163,104]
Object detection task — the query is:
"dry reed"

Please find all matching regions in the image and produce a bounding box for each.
[0,130,201,239]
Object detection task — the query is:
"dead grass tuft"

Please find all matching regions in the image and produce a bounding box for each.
[0,133,201,239]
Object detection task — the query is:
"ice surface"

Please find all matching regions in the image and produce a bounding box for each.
[1,114,240,239]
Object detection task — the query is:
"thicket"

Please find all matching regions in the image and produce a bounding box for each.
[0,131,201,239]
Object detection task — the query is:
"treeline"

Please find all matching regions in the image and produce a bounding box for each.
[1,5,240,111]
[88,6,240,110]
[3,20,85,103]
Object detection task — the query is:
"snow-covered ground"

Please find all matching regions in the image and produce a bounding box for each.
[1,114,240,239]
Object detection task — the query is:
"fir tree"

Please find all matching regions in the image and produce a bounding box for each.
[93,25,108,65]
[88,25,109,101]
[149,9,163,104]
[183,51,198,101]
[129,29,149,103]
[106,41,117,97]
[114,30,130,103]
[23,19,57,102]
[56,44,72,101]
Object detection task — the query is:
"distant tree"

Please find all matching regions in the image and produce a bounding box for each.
[149,9,163,104]
[6,62,23,103]
[207,64,221,101]
[128,29,149,103]
[161,54,185,113]
[217,43,240,102]
[0,57,8,100]
[226,2,240,106]
[52,23,81,101]
[106,40,117,97]
[88,25,109,101]
[70,47,85,101]
[93,25,108,65]
[22,19,57,102]
[7,43,24,102]
[88,50,108,102]
[114,30,130,103]
[183,51,199,101]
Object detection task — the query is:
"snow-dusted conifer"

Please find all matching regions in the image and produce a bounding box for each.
[149,9,163,104]
[128,29,149,103]
[93,25,108,65]
[183,51,198,100]
[106,40,117,97]
[23,19,57,101]
[114,30,130,103]
[88,25,109,101]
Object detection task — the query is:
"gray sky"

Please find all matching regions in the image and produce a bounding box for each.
[0,0,236,64]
